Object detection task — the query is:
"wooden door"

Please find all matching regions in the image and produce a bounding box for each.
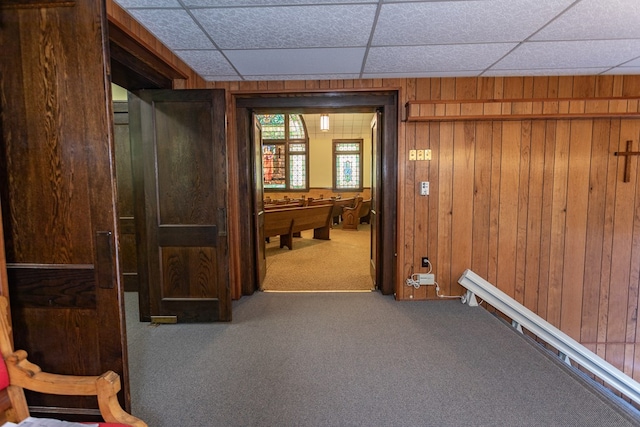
[370,112,381,287]
[0,0,130,419]
[253,116,267,287]
[129,89,231,322]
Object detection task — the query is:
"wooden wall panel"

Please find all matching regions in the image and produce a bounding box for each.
[0,0,129,417]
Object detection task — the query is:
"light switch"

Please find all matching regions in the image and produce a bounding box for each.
[417,150,425,160]
[420,181,429,196]
[409,150,417,161]
[425,149,432,160]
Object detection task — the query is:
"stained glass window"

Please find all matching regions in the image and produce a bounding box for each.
[258,114,285,139]
[289,115,305,139]
[334,140,362,190]
[263,144,286,189]
[257,114,308,191]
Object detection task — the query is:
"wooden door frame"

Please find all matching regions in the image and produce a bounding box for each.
[234,90,398,296]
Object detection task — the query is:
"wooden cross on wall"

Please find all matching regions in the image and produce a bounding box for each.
[614,140,640,183]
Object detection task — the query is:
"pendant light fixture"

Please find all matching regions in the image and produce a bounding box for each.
[320,114,330,132]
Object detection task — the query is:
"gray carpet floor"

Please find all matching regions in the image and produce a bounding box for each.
[125,292,640,426]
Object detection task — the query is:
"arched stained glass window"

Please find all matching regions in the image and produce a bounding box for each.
[257,114,308,191]
[289,114,305,139]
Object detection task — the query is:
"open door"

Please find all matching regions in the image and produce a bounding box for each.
[253,116,267,287]
[370,111,382,288]
[129,89,231,322]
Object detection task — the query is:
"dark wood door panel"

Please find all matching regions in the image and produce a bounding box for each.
[161,247,218,298]
[131,89,231,322]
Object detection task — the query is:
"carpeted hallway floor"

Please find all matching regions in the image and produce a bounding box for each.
[125,292,640,426]
[261,223,373,292]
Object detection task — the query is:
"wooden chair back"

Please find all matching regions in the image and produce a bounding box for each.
[0,296,146,426]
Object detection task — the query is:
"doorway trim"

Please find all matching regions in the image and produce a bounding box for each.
[233,90,398,296]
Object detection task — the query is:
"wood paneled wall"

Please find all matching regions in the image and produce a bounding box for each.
[208,76,640,384]
[103,7,640,383]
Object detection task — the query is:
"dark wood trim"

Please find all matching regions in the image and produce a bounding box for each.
[107,21,186,90]
[0,0,74,8]
[235,91,398,295]
[7,265,96,309]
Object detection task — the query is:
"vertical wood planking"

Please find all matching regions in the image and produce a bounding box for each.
[450,121,475,295]
[496,122,521,298]
[581,120,611,344]
[523,121,546,312]
[471,122,492,279]
[607,120,639,364]
[487,122,503,285]
[515,121,532,304]
[547,121,571,327]
[598,119,622,357]
[560,120,593,338]
[437,123,454,290]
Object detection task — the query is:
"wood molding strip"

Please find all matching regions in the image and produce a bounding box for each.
[406,97,640,121]
[0,0,74,9]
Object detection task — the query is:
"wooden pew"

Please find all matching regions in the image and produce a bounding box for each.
[264,204,333,250]
[330,197,356,225]
[359,199,371,224]
[307,198,334,207]
[342,197,363,230]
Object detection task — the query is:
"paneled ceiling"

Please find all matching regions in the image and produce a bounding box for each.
[114,0,640,82]
[302,113,375,139]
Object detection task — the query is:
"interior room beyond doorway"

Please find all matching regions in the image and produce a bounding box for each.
[260,112,375,292]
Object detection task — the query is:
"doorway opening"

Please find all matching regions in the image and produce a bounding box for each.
[257,112,375,292]
[234,90,398,298]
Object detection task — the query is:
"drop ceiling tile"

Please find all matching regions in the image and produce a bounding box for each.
[362,71,484,79]
[115,0,179,7]
[373,0,574,46]
[622,57,640,67]
[192,5,377,49]
[483,67,610,77]
[532,0,640,41]
[186,0,374,5]
[242,74,361,81]
[365,44,516,74]
[174,50,239,76]
[128,9,214,49]
[606,67,640,74]
[492,40,640,70]
[225,48,365,76]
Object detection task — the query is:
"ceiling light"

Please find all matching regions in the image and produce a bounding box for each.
[320,114,329,132]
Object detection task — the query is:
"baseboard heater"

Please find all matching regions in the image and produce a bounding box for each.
[458,268,640,406]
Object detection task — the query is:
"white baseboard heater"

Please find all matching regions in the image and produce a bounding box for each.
[458,268,640,406]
